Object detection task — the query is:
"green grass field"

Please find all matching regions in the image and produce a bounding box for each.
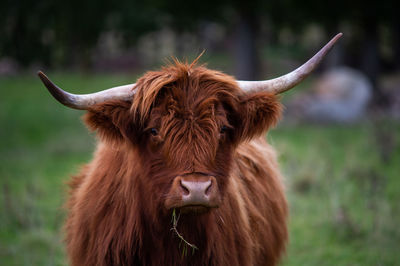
[1,73,399,265]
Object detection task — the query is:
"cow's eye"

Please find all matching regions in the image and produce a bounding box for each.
[150,128,158,136]
[220,125,228,134]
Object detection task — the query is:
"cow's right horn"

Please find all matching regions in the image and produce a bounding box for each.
[37,71,136,110]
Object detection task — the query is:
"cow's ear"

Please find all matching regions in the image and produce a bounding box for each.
[83,100,137,144]
[235,91,282,141]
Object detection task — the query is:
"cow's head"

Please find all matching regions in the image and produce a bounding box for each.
[38,34,341,214]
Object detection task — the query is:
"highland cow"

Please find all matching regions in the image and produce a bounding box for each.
[38,34,342,266]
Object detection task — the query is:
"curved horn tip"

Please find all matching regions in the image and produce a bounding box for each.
[37,71,58,92]
[37,71,51,86]
[330,33,343,44]
[37,70,47,80]
[37,71,44,80]
[36,70,80,108]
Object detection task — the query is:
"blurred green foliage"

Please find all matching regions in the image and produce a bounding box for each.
[0,0,227,67]
[0,73,399,265]
[1,0,398,68]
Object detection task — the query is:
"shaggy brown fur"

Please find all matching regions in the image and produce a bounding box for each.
[65,61,288,266]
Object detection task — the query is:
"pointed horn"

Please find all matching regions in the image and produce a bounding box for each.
[37,71,136,110]
[237,33,343,94]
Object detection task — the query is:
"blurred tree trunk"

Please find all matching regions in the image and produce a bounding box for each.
[10,14,28,65]
[233,11,259,80]
[360,19,388,106]
[393,22,400,71]
[360,21,379,87]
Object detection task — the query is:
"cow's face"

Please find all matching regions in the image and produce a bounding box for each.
[84,62,281,214]
[138,73,237,213]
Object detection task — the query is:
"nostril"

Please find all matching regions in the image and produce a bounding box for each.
[205,181,212,196]
[180,180,190,195]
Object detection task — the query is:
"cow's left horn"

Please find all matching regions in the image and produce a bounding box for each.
[237,33,343,94]
[37,71,136,110]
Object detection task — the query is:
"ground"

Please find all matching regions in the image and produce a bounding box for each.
[1,73,399,266]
